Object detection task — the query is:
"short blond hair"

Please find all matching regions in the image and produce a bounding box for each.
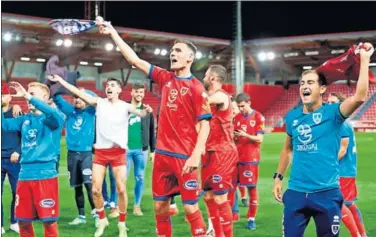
[28,82,50,96]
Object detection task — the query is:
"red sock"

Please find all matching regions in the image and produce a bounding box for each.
[349,204,367,236]
[43,222,58,237]
[341,205,360,237]
[228,184,237,208]
[19,222,35,237]
[186,210,206,237]
[204,198,224,237]
[155,214,172,237]
[119,212,126,223]
[96,207,106,220]
[247,187,258,219]
[218,201,233,237]
[239,186,246,199]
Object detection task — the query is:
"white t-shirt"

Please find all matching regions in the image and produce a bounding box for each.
[94,98,131,149]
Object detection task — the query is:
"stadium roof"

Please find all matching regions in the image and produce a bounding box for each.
[2,13,376,81]
[1,13,232,73]
[244,30,376,77]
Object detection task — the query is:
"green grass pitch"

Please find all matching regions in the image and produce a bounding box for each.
[2,133,375,236]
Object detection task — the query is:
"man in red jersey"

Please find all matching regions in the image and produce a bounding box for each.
[201,65,238,237]
[98,18,212,237]
[232,93,265,230]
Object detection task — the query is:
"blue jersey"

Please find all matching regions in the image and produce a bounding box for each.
[1,107,21,158]
[1,98,65,181]
[339,120,357,177]
[285,103,346,193]
[53,95,96,152]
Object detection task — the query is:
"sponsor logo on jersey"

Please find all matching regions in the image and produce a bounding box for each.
[40,199,55,208]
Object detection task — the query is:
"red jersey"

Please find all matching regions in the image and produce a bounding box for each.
[149,65,212,158]
[206,90,236,152]
[233,110,265,163]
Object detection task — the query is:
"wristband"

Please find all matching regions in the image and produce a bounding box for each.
[273,172,283,181]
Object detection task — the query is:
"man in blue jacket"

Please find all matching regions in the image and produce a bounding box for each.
[1,81,65,237]
[1,83,22,234]
[53,89,97,225]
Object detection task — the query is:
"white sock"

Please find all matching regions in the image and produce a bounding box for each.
[248,217,255,221]
[208,218,213,230]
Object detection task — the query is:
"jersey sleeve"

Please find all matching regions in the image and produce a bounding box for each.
[339,122,351,138]
[328,103,347,125]
[53,95,74,116]
[256,113,265,135]
[193,81,212,121]
[1,111,25,132]
[29,98,65,130]
[148,65,172,88]
[285,110,293,136]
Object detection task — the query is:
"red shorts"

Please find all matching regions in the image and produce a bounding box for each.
[152,153,200,205]
[93,147,126,168]
[15,177,59,222]
[235,163,259,187]
[201,150,237,195]
[340,177,358,204]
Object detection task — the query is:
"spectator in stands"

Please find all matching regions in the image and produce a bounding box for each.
[1,83,22,234]
[126,83,156,216]
[53,89,98,226]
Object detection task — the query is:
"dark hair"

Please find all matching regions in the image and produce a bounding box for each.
[301,70,327,86]
[329,92,346,102]
[208,64,227,82]
[235,93,251,103]
[106,77,122,87]
[174,39,197,56]
[132,82,145,90]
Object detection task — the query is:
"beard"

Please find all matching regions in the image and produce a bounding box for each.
[204,83,210,91]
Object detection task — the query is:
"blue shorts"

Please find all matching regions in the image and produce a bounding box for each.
[283,188,343,237]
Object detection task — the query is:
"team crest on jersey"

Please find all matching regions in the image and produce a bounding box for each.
[166,81,172,87]
[312,113,322,124]
[180,87,189,96]
[331,225,340,235]
[250,120,256,127]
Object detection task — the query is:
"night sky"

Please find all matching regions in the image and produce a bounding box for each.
[2,1,375,40]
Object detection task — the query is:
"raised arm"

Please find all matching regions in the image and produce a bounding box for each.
[340,43,374,118]
[53,95,75,115]
[29,97,65,130]
[97,18,151,76]
[47,75,98,106]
